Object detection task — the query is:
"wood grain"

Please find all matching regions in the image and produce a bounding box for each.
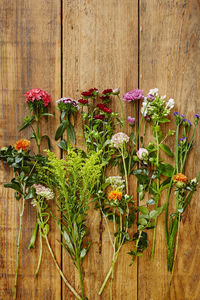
[0,1,61,299]
[63,0,138,299]
[139,0,200,299]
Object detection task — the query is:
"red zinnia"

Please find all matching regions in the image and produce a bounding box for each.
[94,115,105,120]
[97,103,112,114]
[102,89,113,94]
[78,99,88,104]
[25,88,51,107]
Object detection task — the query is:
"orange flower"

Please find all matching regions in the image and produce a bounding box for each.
[173,173,187,183]
[108,190,122,201]
[14,139,30,151]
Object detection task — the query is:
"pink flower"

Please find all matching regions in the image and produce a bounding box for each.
[127,116,135,125]
[122,89,144,102]
[136,148,149,160]
[25,88,51,107]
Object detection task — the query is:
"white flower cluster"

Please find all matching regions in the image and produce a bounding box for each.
[111,132,129,148]
[56,97,79,109]
[33,184,54,200]
[106,176,125,190]
[141,88,175,118]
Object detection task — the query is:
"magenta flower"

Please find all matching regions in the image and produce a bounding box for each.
[127,116,135,125]
[122,89,144,102]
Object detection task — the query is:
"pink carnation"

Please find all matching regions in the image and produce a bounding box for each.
[25,88,51,107]
[122,89,144,102]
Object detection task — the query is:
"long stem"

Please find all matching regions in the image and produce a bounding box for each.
[14,196,25,300]
[45,236,81,300]
[164,177,174,244]
[175,124,180,173]
[181,124,197,172]
[35,114,41,154]
[34,228,43,276]
[166,214,181,299]
[117,95,125,132]
[121,147,129,194]
[151,125,160,260]
[77,259,85,300]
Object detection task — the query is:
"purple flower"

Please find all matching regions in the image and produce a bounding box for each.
[147,94,155,101]
[122,89,144,102]
[127,116,135,125]
[194,114,200,119]
[187,120,192,125]
[112,88,120,95]
[173,112,179,116]
[180,114,185,118]
[180,137,186,141]
[182,118,187,122]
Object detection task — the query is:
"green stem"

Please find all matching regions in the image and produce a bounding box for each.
[77,259,85,300]
[35,115,41,155]
[175,124,180,173]
[181,124,197,172]
[135,102,148,147]
[121,147,129,194]
[164,177,174,244]
[28,221,39,249]
[34,228,43,276]
[151,124,160,260]
[45,236,81,300]
[14,196,25,300]
[117,95,125,132]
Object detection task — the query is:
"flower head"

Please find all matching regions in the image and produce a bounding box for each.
[173,173,187,183]
[33,184,54,200]
[14,139,30,151]
[94,114,105,120]
[136,148,149,160]
[81,88,98,98]
[108,190,122,201]
[147,94,155,101]
[127,116,135,125]
[111,132,129,148]
[97,103,112,113]
[149,88,158,95]
[56,98,79,111]
[165,98,175,109]
[194,114,199,119]
[106,176,125,190]
[25,88,51,107]
[173,112,179,116]
[78,98,88,104]
[112,88,120,95]
[122,89,144,102]
[102,89,113,95]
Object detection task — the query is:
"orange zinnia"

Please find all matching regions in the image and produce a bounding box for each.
[14,139,30,151]
[173,173,187,183]
[108,190,122,201]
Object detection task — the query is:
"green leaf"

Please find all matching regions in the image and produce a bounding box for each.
[60,111,66,121]
[67,122,76,144]
[57,139,68,151]
[55,120,68,140]
[41,113,54,117]
[159,163,174,177]
[138,217,148,226]
[138,206,149,215]
[19,115,35,131]
[159,144,174,157]
[80,248,87,258]
[159,118,170,123]
[4,183,22,194]
[63,231,74,254]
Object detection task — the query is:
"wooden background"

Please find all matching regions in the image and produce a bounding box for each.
[0,0,199,299]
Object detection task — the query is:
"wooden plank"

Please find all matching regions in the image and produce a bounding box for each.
[139,1,200,299]
[63,0,138,299]
[0,1,61,299]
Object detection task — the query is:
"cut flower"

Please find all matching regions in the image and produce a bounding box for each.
[14,139,30,151]
[25,88,51,107]
[108,190,122,201]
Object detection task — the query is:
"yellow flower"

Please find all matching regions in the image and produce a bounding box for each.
[108,190,122,201]
[14,139,30,151]
[173,173,187,183]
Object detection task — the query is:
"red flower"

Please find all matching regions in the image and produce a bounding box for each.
[94,115,105,120]
[102,89,113,94]
[100,95,110,101]
[81,88,98,97]
[78,99,88,104]
[25,88,51,107]
[97,103,112,114]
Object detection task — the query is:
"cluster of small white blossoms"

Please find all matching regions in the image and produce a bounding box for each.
[141,88,175,117]
[106,176,125,190]
[111,132,129,148]
[33,184,54,200]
